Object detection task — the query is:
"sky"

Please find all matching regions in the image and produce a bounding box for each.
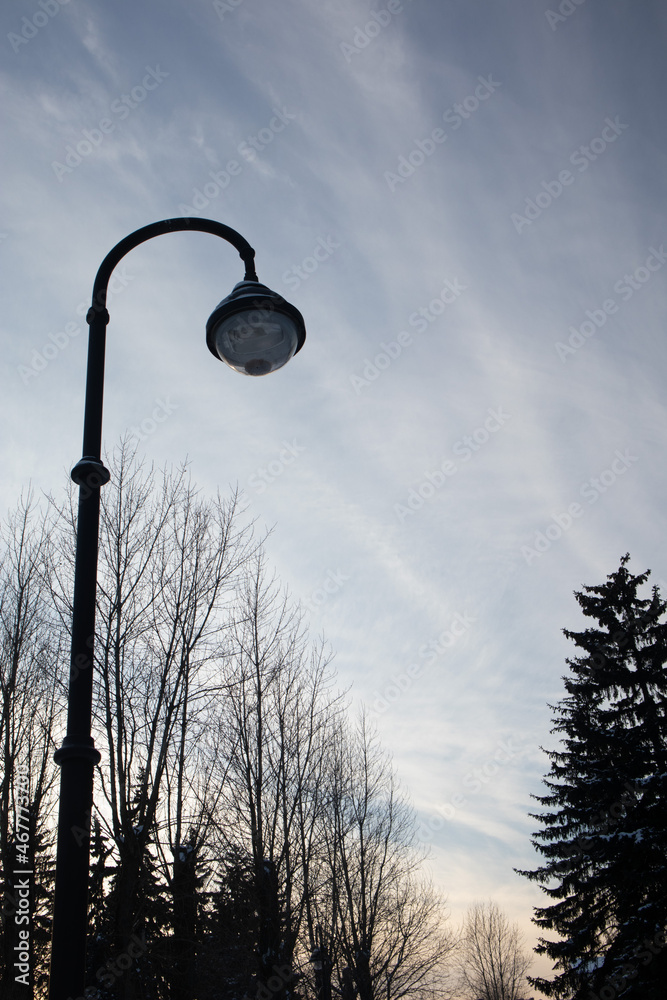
[2,0,667,990]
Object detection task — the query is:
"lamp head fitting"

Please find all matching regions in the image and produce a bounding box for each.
[206,280,306,376]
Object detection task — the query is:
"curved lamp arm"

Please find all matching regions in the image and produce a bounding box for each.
[91,217,258,310]
[76,217,258,477]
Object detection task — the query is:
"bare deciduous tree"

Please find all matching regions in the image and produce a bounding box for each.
[454,900,531,1000]
[322,713,455,1000]
[50,445,257,999]
[0,496,62,999]
[214,550,342,998]
[0,447,458,1000]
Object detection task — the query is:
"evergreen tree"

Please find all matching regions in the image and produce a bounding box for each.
[169,831,208,1000]
[86,818,117,999]
[518,555,667,999]
[90,775,172,1000]
[198,848,259,999]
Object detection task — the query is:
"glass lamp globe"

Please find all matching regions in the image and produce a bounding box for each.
[206,280,306,376]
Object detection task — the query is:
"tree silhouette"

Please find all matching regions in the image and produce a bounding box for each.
[519,555,667,998]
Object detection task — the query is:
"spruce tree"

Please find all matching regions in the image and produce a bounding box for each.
[198,849,259,999]
[170,831,208,1000]
[86,818,116,999]
[518,555,667,999]
[92,775,172,999]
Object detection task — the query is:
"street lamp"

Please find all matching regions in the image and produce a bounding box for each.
[48,218,306,1000]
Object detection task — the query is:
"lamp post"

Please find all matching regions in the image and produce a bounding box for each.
[48,218,306,1000]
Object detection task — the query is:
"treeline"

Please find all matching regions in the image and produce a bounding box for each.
[0,446,454,1000]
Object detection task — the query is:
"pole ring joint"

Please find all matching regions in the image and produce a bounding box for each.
[71,457,111,488]
[86,306,110,325]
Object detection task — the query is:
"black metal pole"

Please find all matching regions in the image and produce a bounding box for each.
[48,219,257,1000]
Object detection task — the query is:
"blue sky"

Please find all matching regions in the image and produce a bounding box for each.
[2,0,667,988]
